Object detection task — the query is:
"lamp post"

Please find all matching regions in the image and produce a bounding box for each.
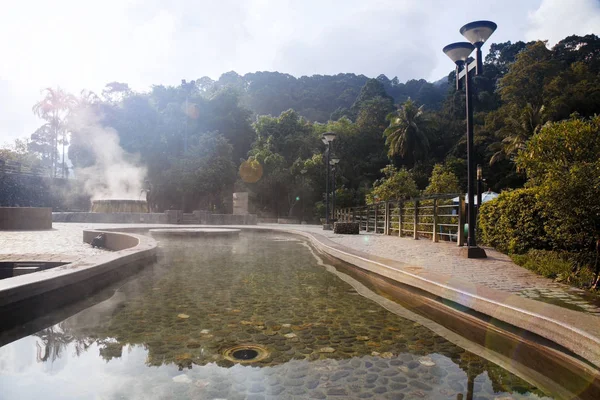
[300,168,307,223]
[329,156,340,223]
[443,20,496,259]
[322,132,337,229]
[477,164,483,215]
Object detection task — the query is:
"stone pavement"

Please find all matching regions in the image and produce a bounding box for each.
[1,222,599,315]
[0,223,107,263]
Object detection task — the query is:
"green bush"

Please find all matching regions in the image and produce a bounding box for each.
[516,116,600,253]
[478,188,549,254]
[511,249,596,288]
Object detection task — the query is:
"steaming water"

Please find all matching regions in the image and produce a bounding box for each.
[0,232,553,399]
[70,109,146,200]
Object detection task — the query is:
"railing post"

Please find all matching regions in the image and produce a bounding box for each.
[413,200,419,240]
[365,207,370,232]
[352,208,356,223]
[398,201,403,237]
[373,204,378,233]
[384,202,391,235]
[458,195,465,247]
[432,199,439,243]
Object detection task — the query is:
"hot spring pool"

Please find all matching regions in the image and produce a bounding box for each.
[0,232,568,399]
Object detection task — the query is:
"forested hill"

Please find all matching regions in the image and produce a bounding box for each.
[8,34,599,220]
[192,71,449,122]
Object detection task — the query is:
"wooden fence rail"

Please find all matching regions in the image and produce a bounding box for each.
[335,194,466,246]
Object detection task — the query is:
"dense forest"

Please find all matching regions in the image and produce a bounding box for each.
[2,34,599,222]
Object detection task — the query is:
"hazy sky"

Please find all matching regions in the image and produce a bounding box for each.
[1,0,599,143]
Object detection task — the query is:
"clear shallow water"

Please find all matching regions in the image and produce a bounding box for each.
[0,232,551,399]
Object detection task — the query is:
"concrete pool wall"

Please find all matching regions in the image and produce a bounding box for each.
[0,230,156,330]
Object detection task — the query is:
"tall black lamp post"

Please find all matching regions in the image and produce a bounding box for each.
[329,155,340,223]
[322,132,337,229]
[443,20,496,259]
[477,164,483,215]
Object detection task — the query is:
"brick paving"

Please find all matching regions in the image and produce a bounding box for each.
[1,222,599,315]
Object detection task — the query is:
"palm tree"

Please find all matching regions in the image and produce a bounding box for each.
[383,99,429,163]
[32,87,76,178]
[489,103,547,166]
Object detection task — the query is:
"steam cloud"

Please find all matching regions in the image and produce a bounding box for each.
[70,110,146,200]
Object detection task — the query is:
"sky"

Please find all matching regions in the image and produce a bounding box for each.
[1,0,599,144]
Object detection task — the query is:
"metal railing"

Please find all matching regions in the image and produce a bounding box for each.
[0,160,51,178]
[335,194,466,246]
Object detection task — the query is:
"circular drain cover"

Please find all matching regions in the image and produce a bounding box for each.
[223,344,270,364]
[232,349,258,360]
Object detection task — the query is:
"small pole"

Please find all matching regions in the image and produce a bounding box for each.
[458,195,466,247]
[413,200,419,240]
[384,201,391,235]
[398,201,403,237]
[374,204,378,233]
[432,199,439,243]
[325,145,330,226]
[365,207,370,232]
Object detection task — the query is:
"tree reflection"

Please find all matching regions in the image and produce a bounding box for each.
[34,323,94,363]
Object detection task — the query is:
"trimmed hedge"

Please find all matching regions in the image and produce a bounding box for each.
[478,188,548,254]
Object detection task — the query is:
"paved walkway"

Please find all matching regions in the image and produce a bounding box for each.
[0,224,106,263]
[1,223,599,315]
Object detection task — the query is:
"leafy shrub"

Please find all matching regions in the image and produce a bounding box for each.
[511,249,596,288]
[478,188,549,254]
[516,116,600,252]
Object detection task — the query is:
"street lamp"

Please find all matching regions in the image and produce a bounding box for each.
[300,169,307,223]
[477,164,483,214]
[329,156,340,223]
[322,132,336,229]
[443,20,496,259]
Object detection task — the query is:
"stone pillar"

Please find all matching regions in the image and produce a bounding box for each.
[233,192,249,215]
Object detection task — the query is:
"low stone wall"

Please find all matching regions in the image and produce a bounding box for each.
[53,212,168,224]
[258,217,279,224]
[277,218,300,224]
[206,214,257,225]
[0,207,52,230]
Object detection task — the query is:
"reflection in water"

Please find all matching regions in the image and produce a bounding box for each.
[1,233,553,399]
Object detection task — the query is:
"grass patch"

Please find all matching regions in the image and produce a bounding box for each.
[511,249,597,290]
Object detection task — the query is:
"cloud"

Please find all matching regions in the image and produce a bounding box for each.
[526,0,600,45]
[1,0,598,144]
[274,1,439,79]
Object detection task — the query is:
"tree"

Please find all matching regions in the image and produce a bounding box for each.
[497,41,558,111]
[366,165,419,204]
[489,103,548,165]
[383,99,429,162]
[31,87,76,177]
[424,164,460,194]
